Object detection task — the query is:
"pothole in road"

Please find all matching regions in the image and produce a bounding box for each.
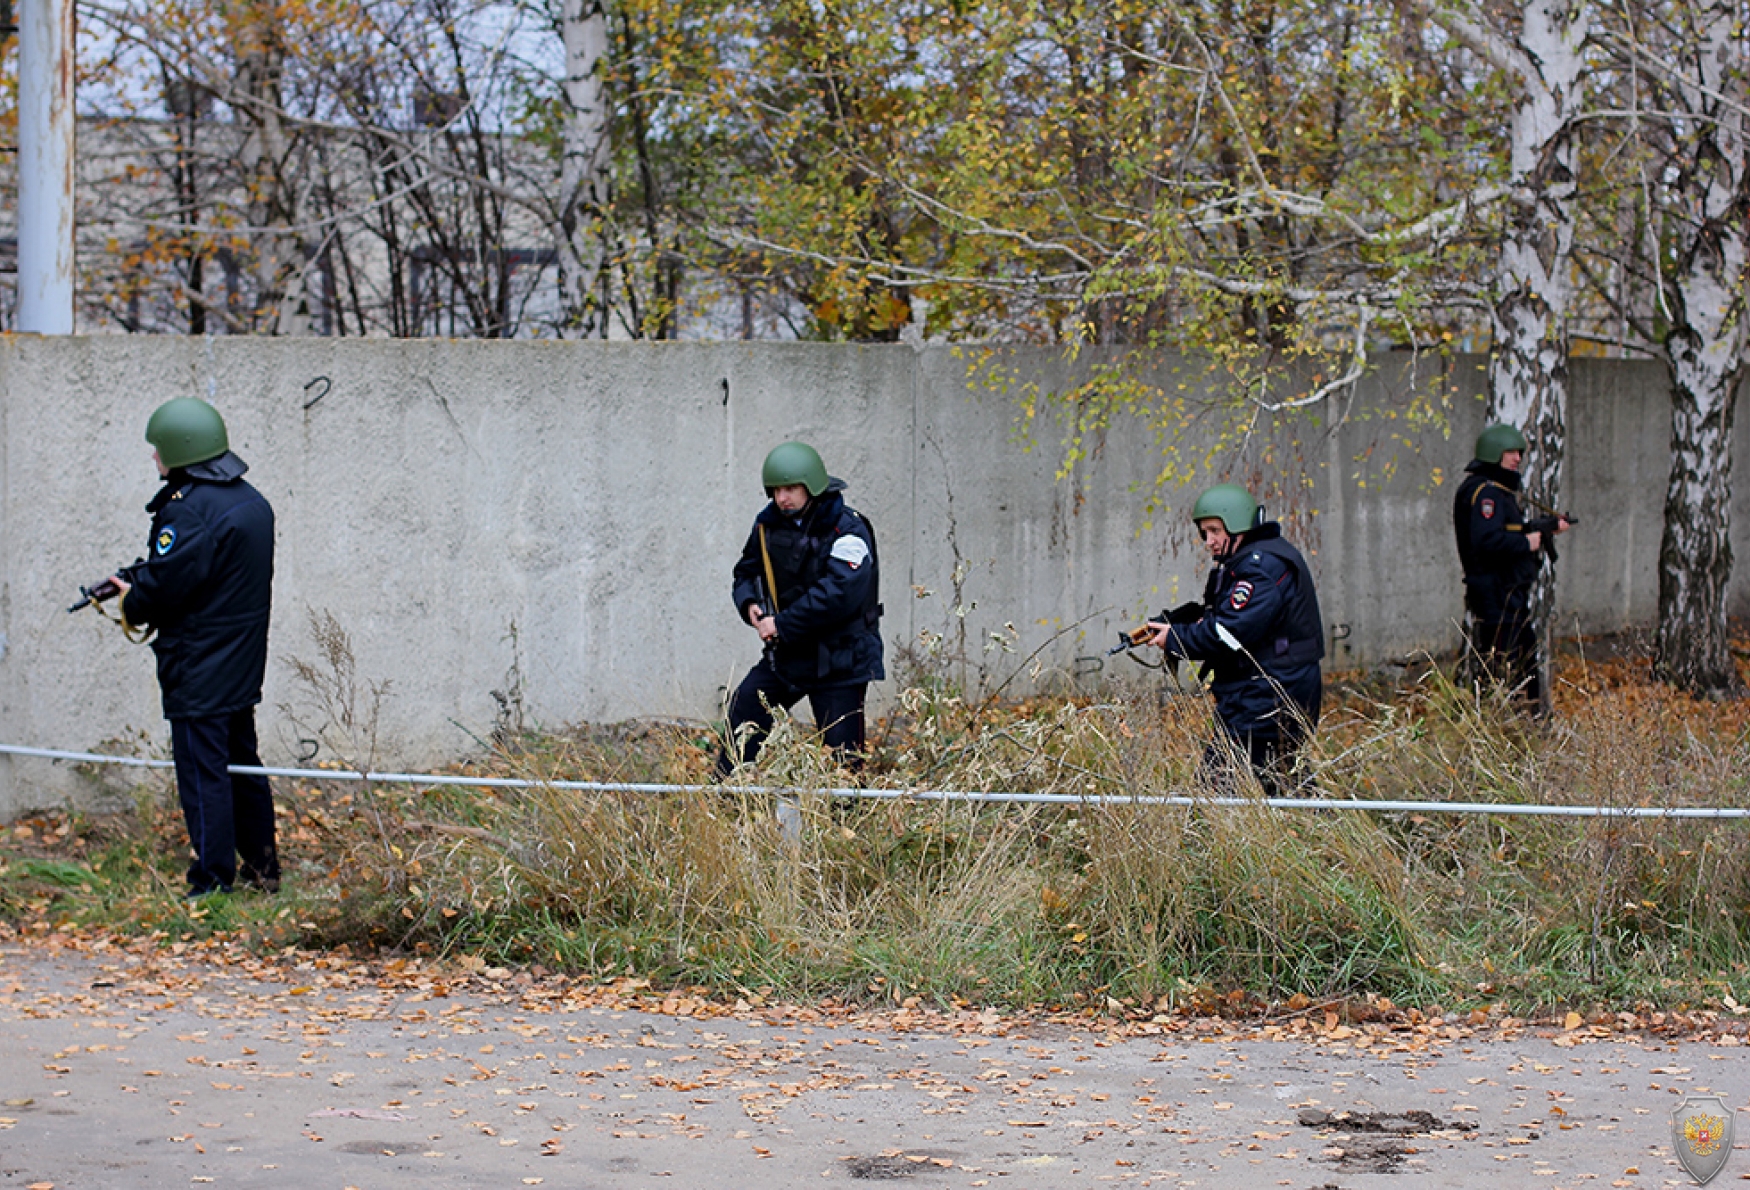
[845,1154,922,1179]
[1298,1108,1477,1175]
[335,1139,427,1156]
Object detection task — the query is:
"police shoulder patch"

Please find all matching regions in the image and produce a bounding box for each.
[155,526,177,555]
[830,535,870,570]
[1228,580,1254,609]
[1480,498,1496,519]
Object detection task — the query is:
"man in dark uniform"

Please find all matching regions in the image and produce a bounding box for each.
[717,441,883,775]
[111,398,278,898]
[1145,483,1324,795]
[1452,422,1570,702]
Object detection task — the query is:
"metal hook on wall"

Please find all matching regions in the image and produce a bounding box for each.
[302,376,333,411]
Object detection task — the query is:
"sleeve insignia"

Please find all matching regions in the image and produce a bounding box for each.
[1228,580,1254,609]
[155,527,177,555]
[830,535,870,570]
[1480,498,1496,519]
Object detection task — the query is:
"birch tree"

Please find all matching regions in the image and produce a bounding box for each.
[1604,0,1748,696]
[553,0,612,336]
[183,0,324,332]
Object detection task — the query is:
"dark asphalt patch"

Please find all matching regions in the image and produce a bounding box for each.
[1298,1107,1470,1133]
[335,1138,428,1155]
[1299,1107,1476,1174]
[846,1154,922,1178]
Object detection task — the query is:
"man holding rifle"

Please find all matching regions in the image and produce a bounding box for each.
[717,442,883,776]
[1144,483,1325,796]
[1453,422,1573,704]
[107,398,278,899]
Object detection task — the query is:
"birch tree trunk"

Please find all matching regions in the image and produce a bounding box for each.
[231,8,305,334]
[555,0,613,337]
[1495,0,1587,714]
[1651,0,1748,698]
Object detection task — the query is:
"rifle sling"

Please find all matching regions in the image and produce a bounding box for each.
[758,524,781,616]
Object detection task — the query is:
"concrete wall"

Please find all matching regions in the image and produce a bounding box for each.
[1,338,1744,816]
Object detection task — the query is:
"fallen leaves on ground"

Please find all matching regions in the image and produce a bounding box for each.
[3,917,1743,1053]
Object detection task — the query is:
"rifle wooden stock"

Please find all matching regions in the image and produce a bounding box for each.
[1107,601,1204,655]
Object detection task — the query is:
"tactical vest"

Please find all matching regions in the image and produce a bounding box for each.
[1454,472,1539,585]
[764,505,882,632]
[1206,534,1325,668]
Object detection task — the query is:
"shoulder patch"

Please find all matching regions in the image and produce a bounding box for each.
[1228,580,1254,609]
[155,526,177,556]
[1480,498,1496,520]
[830,535,870,570]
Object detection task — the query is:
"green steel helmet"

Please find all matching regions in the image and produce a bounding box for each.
[146,397,229,469]
[1475,422,1528,465]
[1191,483,1260,534]
[761,441,829,497]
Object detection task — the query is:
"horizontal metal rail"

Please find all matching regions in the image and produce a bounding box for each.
[3,741,1744,819]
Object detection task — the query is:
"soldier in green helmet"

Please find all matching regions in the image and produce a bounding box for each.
[717,442,884,775]
[1453,422,1571,703]
[107,397,279,899]
[1144,482,1325,795]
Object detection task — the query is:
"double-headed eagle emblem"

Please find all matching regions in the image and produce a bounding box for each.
[1672,1094,1734,1184]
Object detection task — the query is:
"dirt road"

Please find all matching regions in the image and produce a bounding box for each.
[0,934,1732,1187]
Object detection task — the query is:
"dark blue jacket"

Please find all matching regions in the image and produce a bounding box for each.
[731,483,883,689]
[120,452,275,720]
[1453,459,1538,620]
[1158,524,1324,739]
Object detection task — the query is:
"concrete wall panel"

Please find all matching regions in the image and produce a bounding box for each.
[1,337,1745,815]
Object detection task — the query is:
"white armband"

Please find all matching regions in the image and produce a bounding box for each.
[830,536,870,570]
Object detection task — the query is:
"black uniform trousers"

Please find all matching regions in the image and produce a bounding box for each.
[720,658,868,774]
[171,709,279,894]
[1200,735,1298,799]
[1199,667,1323,799]
[1464,576,1539,702]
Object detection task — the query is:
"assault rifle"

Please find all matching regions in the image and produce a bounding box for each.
[752,576,777,660]
[1107,601,1204,655]
[67,576,122,614]
[1525,511,1578,563]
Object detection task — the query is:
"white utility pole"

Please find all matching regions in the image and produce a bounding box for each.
[17,0,76,334]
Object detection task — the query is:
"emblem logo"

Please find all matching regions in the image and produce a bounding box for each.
[155,527,177,556]
[1229,581,1254,610]
[1672,1093,1734,1184]
[1480,498,1496,519]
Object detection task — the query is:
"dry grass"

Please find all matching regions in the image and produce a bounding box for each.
[6,633,1750,1015]
[380,638,1750,1011]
